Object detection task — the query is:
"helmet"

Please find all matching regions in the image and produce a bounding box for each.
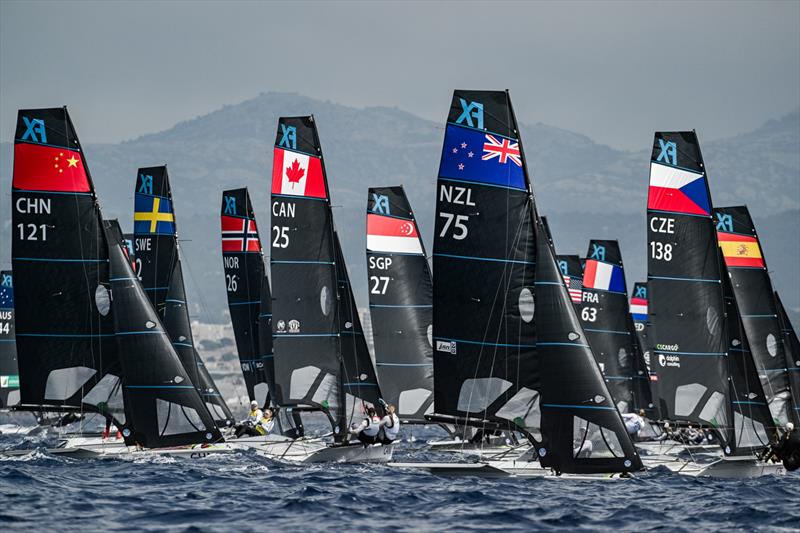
[250,400,259,409]
[787,422,795,432]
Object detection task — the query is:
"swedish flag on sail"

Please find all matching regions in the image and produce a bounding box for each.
[134,194,175,234]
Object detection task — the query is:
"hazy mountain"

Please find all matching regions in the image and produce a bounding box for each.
[2,93,798,325]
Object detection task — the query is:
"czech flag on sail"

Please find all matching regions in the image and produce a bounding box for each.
[13,143,90,193]
[134,195,175,235]
[647,163,710,216]
[583,259,625,293]
[439,124,526,191]
[367,214,423,254]
[221,216,260,252]
[271,148,326,199]
[630,297,648,321]
[717,232,764,268]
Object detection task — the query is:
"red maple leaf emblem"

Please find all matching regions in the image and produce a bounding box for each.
[285,159,305,185]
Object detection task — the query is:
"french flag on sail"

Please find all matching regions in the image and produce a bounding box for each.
[647,163,710,216]
[629,297,648,321]
[583,259,625,293]
[367,214,423,254]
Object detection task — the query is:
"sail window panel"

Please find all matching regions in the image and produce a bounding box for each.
[494,387,541,439]
[345,393,375,418]
[456,377,512,413]
[82,373,125,423]
[44,366,96,401]
[674,383,707,417]
[156,398,204,436]
[5,390,20,406]
[310,371,338,411]
[205,402,227,422]
[734,411,769,449]
[398,388,433,416]
[768,391,791,425]
[698,390,728,428]
[253,383,270,406]
[290,365,322,401]
[94,284,111,316]
[572,417,623,459]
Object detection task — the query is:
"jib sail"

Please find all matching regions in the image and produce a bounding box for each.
[270,116,382,441]
[221,187,272,407]
[556,255,584,308]
[105,220,222,448]
[630,282,659,419]
[133,167,233,426]
[11,107,123,418]
[715,205,796,426]
[775,293,800,424]
[0,271,19,408]
[366,186,434,422]
[646,131,732,447]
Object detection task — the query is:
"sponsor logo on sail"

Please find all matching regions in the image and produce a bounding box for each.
[276,320,286,333]
[288,319,300,333]
[436,340,457,354]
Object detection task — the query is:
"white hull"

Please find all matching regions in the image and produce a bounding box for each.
[427,438,517,457]
[389,460,628,480]
[642,453,786,478]
[234,435,394,463]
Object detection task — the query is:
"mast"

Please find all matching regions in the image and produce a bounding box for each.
[714,205,798,426]
[104,220,222,448]
[366,186,434,423]
[133,167,233,426]
[646,131,733,448]
[221,187,272,407]
[775,292,800,419]
[11,107,124,420]
[0,271,19,408]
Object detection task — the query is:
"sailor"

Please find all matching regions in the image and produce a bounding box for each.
[377,404,400,445]
[234,400,263,438]
[766,422,800,472]
[621,410,646,438]
[255,407,275,436]
[573,427,594,458]
[349,406,381,446]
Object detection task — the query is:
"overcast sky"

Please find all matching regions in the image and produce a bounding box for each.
[1,1,798,149]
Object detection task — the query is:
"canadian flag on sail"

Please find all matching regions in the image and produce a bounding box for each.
[271,147,326,199]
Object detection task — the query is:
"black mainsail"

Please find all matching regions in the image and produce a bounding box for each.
[775,292,800,421]
[133,167,233,426]
[270,116,382,441]
[221,187,272,407]
[630,281,659,419]
[0,271,19,408]
[11,107,123,419]
[366,186,434,423]
[715,205,797,426]
[432,90,640,473]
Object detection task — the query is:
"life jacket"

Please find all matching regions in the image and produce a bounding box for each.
[362,415,381,437]
[255,417,274,436]
[383,414,400,440]
[246,408,262,424]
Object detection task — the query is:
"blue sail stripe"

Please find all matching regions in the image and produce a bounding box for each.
[740,314,777,319]
[117,330,165,336]
[585,328,631,336]
[648,275,720,283]
[272,260,335,265]
[369,304,432,308]
[230,300,260,306]
[165,299,186,304]
[376,362,433,367]
[434,253,535,266]
[342,382,379,387]
[438,176,526,192]
[17,333,114,338]
[434,337,535,349]
[537,342,591,348]
[126,385,195,389]
[272,193,327,202]
[733,400,767,405]
[172,342,193,347]
[543,403,615,411]
[445,121,518,141]
[143,286,169,292]
[274,333,338,338]
[653,350,725,356]
[15,257,107,263]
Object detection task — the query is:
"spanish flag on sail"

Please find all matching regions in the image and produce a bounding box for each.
[718,232,765,268]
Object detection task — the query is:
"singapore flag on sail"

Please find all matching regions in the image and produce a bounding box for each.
[367,214,423,254]
[271,147,327,199]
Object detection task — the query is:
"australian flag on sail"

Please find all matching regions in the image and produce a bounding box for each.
[134,194,176,235]
[221,216,260,252]
[0,272,12,309]
[583,259,625,293]
[439,124,526,191]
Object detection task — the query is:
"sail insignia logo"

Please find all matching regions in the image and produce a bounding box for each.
[590,244,606,261]
[634,285,646,299]
[371,193,390,215]
[715,213,733,232]
[138,174,153,195]
[1,274,11,288]
[224,195,236,215]
[288,319,300,333]
[557,260,568,276]
[21,116,47,144]
[436,340,457,354]
[656,139,677,166]
[278,124,297,150]
[455,98,484,130]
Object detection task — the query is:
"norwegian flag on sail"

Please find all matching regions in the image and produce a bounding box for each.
[221,215,260,252]
[562,274,583,304]
[271,148,326,199]
[367,214,423,254]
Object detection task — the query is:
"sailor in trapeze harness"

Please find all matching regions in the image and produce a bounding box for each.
[763,422,800,472]
[234,400,263,438]
[377,403,400,445]
[349,406,382,446]
[254,408,275,436]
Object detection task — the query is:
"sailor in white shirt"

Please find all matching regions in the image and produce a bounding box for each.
[378,404,400,445]
[349,407,381,445]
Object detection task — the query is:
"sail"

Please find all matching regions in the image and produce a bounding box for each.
[134,167,233,426]
[646,131,732,446]
[577,240,636,412]
[630,282,659,419]
[105,220,222,448]
[714,206,795,426]
[221,188,272,406]
[0,271,19,408]
[431,90,539,434]
[11,107,123,416]
[775,292,800,423]
[366,186,433,422]
[555,255,584,307]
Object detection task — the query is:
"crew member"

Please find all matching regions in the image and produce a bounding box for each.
[622,410,645,437]
[378,404,400,444]
[234,400,263,438]
[349,407,381,446]
[255,408,275,436]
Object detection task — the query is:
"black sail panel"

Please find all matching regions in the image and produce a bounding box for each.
[715,205,795,426]
[134,167,233,426]
[11,107,123,415]
[630,282,659,419]
[432,90,539,435]
[366,186,434,422]
[0,271,19,407]
[221,188,271,406]
[577,240,636,412]
[104,220,221,448]
[555,254,584,309]
[646,131,732,447]
[775,293,800,424]
[270,116,342,434]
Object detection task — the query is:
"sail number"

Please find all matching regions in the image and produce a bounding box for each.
[16,223,48,241]
[439,213,469,240]
[272,226,289,248]
[0,321,9,335]
[370,276,390,295]
[581,307,597,322]
[226,274,238,292]
[133,258,143,281]
[649,241,673,261]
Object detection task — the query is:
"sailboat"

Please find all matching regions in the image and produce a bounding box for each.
[133,166,234,427]
[0,271,19,410]
[245,115,391,463]
[644,131,784,477]
[775,293,800,415]
[393,90,642,478]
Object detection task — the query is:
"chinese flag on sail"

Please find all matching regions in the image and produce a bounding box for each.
[13,143,90,192]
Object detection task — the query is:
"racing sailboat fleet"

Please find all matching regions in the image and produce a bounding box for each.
[2,94,798,477]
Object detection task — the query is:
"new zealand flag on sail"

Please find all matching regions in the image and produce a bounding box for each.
[439,124,526,190]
